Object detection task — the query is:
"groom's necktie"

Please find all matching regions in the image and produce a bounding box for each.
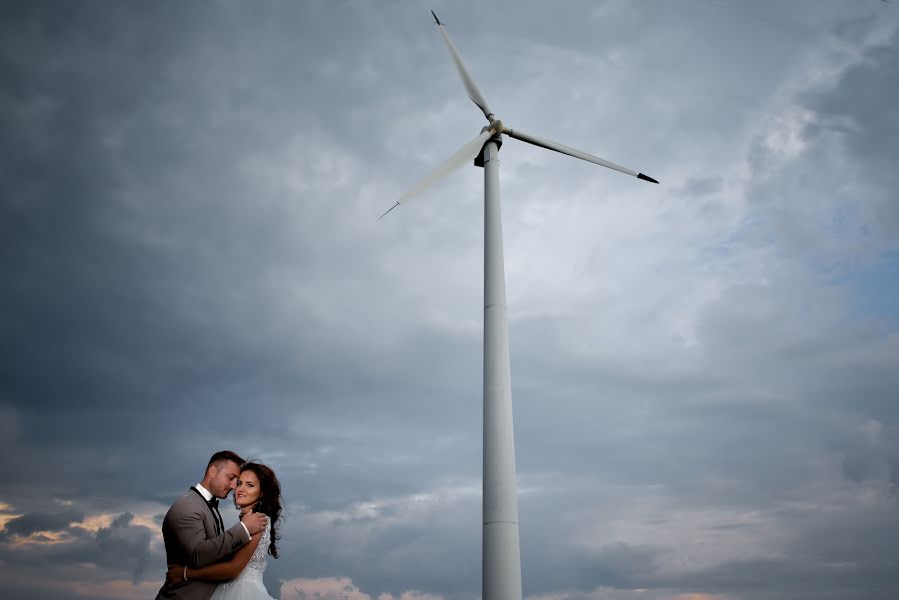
[207,497,224,535]
[192,487,224,535]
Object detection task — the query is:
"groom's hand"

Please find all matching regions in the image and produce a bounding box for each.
[243,511,268,537]
[166,564,186,586]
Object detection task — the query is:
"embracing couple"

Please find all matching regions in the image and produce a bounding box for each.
[155,450,283,600]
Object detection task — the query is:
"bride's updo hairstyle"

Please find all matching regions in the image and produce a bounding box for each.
[240,461,283,558]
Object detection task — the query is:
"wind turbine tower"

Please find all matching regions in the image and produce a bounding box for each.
[382,11,659,600]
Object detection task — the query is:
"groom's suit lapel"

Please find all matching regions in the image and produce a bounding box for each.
[190,487,223,536]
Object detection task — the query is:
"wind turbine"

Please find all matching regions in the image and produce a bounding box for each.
[382,11,659,600]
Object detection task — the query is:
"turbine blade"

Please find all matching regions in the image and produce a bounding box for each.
[432,12,494,121]
[378,202,401,221]
[400,129,493,204]
[380,129,494,219]
[504,128,660,183]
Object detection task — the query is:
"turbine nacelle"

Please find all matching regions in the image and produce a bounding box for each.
[474,122,504,168]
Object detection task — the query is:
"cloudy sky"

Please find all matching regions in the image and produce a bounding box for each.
[2,1,898,599]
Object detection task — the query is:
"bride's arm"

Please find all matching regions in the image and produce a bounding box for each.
[167,531,263,583]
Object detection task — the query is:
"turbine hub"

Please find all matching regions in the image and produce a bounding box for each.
[488,119,504,134]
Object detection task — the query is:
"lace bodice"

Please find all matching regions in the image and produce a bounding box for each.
[226,527,270,587]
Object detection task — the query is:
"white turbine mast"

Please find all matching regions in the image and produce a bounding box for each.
[382,11,658,600]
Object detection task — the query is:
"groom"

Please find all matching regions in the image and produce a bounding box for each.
[155,450,268,600]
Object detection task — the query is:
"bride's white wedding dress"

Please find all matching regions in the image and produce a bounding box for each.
[210,527,275,600]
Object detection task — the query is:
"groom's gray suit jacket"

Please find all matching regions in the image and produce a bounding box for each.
[155,488,249,600]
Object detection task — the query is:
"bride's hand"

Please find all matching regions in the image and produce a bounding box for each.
[166,564,186,585]
[242,510,268,537]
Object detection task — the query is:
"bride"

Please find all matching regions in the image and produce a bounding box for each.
[167,462,283,600]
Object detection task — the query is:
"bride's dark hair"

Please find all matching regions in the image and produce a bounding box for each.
[240,461,283,558]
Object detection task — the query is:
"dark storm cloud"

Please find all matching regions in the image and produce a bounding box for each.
[839,420,899,486]
[654,508,899,600]
[258,497,482,598]
[0,511,154,582]
[521,540,666,593]
[0,0,485,493]
[0,509,84,538]
[96,513,153,583]
[0,0,416,506]
[803,29,899,227]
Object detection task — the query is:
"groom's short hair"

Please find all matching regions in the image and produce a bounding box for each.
[207,450,245,470]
